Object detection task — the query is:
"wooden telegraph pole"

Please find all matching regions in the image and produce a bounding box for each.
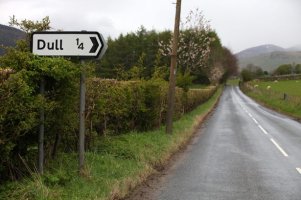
[166,0,182,134]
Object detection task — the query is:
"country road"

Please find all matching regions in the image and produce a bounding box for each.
[127,85,301,200]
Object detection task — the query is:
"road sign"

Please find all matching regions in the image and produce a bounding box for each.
[31,31,107,59]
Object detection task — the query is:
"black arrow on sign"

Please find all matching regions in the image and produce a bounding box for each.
[89,37,99,53]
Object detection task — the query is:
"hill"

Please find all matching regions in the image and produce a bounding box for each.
[236,44,285,59]
[236,44,301,72]
[0,24,26,55]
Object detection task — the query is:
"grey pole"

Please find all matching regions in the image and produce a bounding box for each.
[38,77,45,174]
[79,60,86,174]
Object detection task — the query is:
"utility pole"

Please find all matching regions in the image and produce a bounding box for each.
[166,0,182,134]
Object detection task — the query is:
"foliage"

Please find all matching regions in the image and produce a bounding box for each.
[9,15,51,34]
[176,71,195,92]
[0,16,80,181]
[9,15,51,48]
[273,64,293,75]
[0,87,222,200]
[295,64,301,74]
[159,9,237,84]
[86,78,217,139]
[94,9,237,84]
[158,9,213,80]
[96,27,170,80]
[240,64,264,82]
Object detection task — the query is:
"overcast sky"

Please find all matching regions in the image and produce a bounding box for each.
[1,0,300,53]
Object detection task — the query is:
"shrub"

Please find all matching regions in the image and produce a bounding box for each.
[86,78,217,139]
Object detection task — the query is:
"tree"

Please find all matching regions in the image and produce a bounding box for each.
[273,64,293,75]
[129,52,146,80]
[240,64,264,81]
[295,64,301,74]
[158,9,238,85]
[176,71,195,92]
[219,47,238,83]
[96,29,171,80]
[152,50,169,80]
[241,68,253,82]
[159,9,213,80]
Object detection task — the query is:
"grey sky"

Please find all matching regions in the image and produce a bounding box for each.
[0,0,300,53]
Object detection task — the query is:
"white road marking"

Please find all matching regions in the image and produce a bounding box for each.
[296,168,301,174]
[252,118,259,124]
[270,138,288,157]
[235,91,290,159]
[258,125,268,135]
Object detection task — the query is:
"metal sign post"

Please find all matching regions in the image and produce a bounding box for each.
[78,60,86,174]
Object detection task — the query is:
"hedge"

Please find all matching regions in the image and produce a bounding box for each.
[86,78,217,138]
[0,73,216,182]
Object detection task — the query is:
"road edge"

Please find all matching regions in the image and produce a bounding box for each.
[121,87,223,200]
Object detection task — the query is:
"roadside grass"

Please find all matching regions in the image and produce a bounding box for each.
[0,88,222,200]
[242,80,301,119]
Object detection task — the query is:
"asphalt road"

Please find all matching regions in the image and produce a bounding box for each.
[153,85,301,200]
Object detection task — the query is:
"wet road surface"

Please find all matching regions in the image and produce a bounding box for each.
[153,86,301,200]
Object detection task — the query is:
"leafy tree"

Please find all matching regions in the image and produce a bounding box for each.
[159,9,213,81]
[152,50,169,80]
[159,9,237,84]
[273,64,293,75]
[176,71,195,92]
[96,29,170,80]
[241,68,253,82]
[129,52,146,80]
[240,64,264,82]
[294,64,301,74]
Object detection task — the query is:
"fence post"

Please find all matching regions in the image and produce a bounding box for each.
[283,93,287,101]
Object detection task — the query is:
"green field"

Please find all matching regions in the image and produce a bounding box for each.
[227,78,240,86]
[242,79,301,119]
[251,80,301,96]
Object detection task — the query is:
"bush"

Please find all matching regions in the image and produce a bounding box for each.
[0,49,80,181]
[86,78,217,139]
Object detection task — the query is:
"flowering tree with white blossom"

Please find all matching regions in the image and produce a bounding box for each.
[159,9,219,84]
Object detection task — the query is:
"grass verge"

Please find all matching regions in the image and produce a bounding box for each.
[0,87,222,200]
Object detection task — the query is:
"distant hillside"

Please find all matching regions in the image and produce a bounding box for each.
[236,44,285,59]
[286,45,301,52]
[0,24,26,55]
[236,44,301,72]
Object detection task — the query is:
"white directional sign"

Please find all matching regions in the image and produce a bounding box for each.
[31,31,107,59]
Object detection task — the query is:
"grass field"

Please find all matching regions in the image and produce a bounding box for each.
[227,78,240,86]
[251,80,301,96]
[242,79,301,119]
